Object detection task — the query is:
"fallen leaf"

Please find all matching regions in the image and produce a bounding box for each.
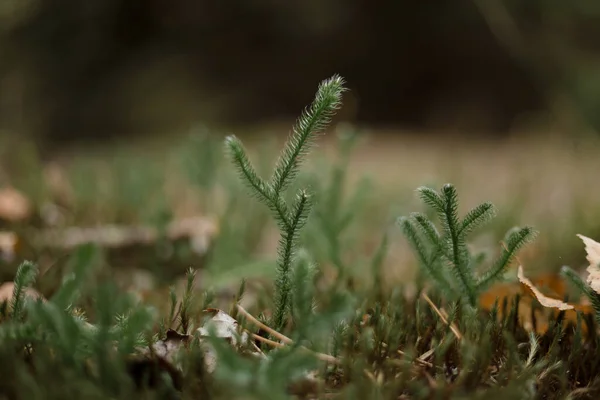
[481,266,594,336]
[197,308,249,347]
[517,266,574,310]
[479,282,521,311]
[529,273,567,299]
[577,234,600,294]
[196,308,254,373]
[0,187,31,222]
[480,284,548,334]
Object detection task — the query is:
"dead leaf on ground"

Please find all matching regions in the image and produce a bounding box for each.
[577,234,600,294]
[481,266,594,335]
[517,266,574,311]
[479,282,521,311]
[517,265,594,336]
[480,282,548,334]
[0,187,31,222]
[527,272,567,300]
[197,308,249,346]
[197,308,255,373]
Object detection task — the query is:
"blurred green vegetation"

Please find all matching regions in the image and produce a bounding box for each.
[1,123,600,301]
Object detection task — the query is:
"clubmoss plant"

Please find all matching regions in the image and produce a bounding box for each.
[10,260,38,321]
[225,74,346,329]
[561,265,600,325]
[3,75,600,399]
[398,183,538,306]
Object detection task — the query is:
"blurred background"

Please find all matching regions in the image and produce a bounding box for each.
[1,0,600,298]
[2,0,600,143]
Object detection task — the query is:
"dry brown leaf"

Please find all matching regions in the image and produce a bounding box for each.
[528,273,567,299]
[481,265,595,336]
[480,272,567,311]
[479,282,521,311]
[480,284,548,334]
[0,187,31,222]
[577,234,600,294]
[517,265,574,311]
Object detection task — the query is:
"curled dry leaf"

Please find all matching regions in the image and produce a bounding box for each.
[197,308,249,346]
[514,266,594,335]
[0,187,31,222]
[577,234,600,294]
[517,266,574,311]
[197,308,252,373]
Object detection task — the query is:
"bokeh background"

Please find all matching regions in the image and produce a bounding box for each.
[2,0,600,143]
[1,0,600,295]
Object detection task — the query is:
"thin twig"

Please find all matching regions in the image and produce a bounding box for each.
[236,304,293,345]
[238,305,342,365]
[363,369,377,383]
[398,350,433,368]
[250,332,285,348]
[421,292,463,340]
[250,340,266,356]
[418,348,436,364]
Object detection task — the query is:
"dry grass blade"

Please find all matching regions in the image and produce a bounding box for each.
[420,292,463,340]
[397,350,433,368]
[236,304,341,365]
[236,304,292,345]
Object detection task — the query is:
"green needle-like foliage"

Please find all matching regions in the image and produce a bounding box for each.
[225,75,346,329]
[561,265,600,326]
[399,183,538,306]
[270,76,346,196]
[11,260,38,321]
